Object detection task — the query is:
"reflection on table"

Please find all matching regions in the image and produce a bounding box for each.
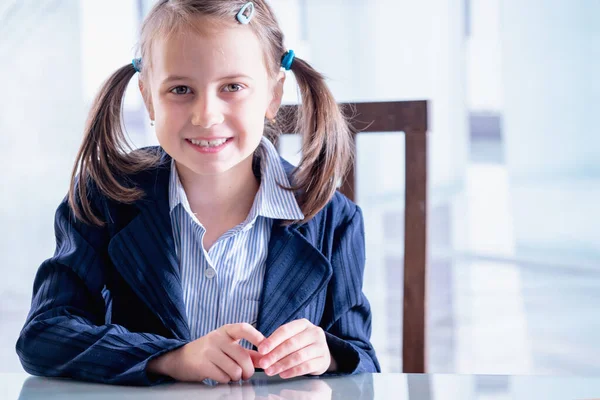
[5,372,600,399]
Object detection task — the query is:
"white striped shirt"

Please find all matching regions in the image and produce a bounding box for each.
[169,137,304,348]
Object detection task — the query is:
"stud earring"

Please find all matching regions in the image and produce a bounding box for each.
[150,120,155,126]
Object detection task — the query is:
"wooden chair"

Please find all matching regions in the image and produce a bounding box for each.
[275,100,429,373]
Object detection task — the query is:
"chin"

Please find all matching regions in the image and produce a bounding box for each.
[184,159,239,177]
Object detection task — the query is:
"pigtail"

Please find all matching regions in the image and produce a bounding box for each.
[287,57,354,222]
[68,63,160,226]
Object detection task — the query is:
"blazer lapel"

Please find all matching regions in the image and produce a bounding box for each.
[105,149,329,341]
[108,151,191,341]
[256,222,332,337]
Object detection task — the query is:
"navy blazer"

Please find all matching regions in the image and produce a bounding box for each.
[16,148,380,385]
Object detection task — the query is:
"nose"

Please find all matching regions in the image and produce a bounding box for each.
[191,93,224,128]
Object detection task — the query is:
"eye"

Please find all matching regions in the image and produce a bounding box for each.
[170,86,192,95]
[223,83,243,92]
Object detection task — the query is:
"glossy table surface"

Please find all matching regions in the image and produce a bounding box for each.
[4,372,600,399]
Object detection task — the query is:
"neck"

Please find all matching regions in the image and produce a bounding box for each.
[175,155,260,225]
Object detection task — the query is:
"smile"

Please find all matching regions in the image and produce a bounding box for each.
[188,138,228,147]
[185,137,233,154]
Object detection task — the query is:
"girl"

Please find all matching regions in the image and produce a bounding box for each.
[16,0,380,386]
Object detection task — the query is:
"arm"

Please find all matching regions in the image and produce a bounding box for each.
[16,200,187,386]
[323,206,381,374]
[246,205,380,379]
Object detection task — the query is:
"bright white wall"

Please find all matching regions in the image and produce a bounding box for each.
[301,0,469,203]
[502,0,600,181]
[501,0,600,262]
[0,2,85,372]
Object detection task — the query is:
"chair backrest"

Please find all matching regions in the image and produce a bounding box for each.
[275,100,429,373]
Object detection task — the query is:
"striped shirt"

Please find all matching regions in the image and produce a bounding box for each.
[169,136,304,348]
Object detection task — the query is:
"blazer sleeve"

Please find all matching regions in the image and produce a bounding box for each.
[16,199,188,386]
[323,206,381,374]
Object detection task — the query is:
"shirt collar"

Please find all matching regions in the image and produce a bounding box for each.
[168,158,195,219]
[168,136,304,221]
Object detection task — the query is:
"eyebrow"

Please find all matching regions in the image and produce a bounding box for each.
[161,74,254,84]
[161,75,189,84]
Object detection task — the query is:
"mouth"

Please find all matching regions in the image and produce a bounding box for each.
[186,137,232,148]
[185,137,233,154]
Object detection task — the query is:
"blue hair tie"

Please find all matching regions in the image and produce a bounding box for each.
[132,58,142,73]
[281,50,295,71]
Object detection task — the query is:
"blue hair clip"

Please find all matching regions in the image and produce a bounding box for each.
[132,58,142,73]
[281,50,295,70]
[236,2,255,24]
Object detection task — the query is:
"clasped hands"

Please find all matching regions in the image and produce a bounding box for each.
[148,318,337,383]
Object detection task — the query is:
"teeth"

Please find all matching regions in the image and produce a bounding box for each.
[189,138,228,147]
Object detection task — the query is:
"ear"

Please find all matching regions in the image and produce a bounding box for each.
[265,71,286,120]
[138,79,155,121]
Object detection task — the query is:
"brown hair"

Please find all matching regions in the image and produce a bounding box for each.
[69,0,353,226]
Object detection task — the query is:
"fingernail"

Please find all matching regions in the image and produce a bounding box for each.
[259,346,269,355]
[259,360,269,369]
[265,368,274,376]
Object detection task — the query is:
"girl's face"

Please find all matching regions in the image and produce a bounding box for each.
[141,18,283,177]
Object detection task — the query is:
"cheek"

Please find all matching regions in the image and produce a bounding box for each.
[234,102,267,143]
[155,96,181,117]
[235,91,270,131]
[155,99,190,131]
[152,100,188,147]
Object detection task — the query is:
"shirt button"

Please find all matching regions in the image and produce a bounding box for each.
[204,268,216,279]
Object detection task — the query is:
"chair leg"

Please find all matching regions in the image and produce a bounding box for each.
[403,130,428,373]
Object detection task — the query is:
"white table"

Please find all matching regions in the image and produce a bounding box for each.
[4,372,600,399]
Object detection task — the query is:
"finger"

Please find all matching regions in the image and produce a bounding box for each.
[258,319,311,355]
[210,348,244,382]
[258,329,315,370]
[222,342,256,381]
[225,323,266,348]
[247,349,263,368]
[265,344,324,377]
[206,361,232,384]
[278,356,328,379]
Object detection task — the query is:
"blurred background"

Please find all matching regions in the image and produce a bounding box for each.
[1,0,599,381]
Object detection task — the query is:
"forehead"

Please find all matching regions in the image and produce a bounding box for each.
[150,17,269,80]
